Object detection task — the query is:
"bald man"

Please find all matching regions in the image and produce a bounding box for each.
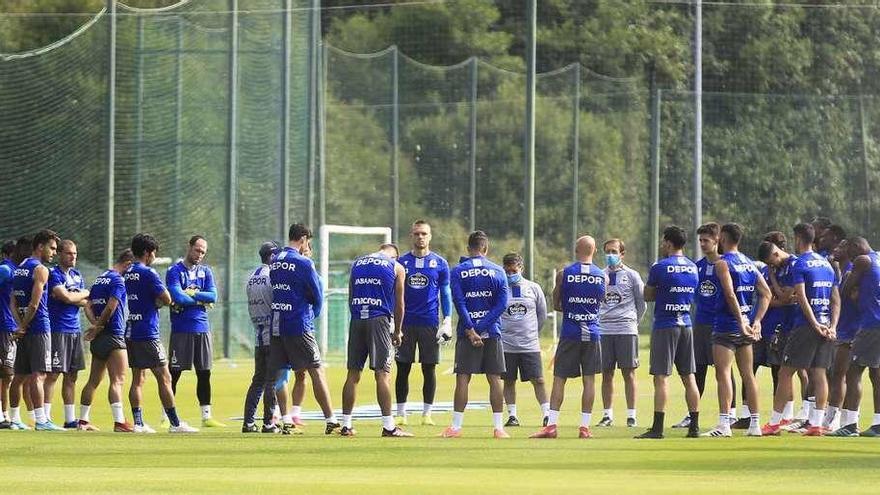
[531,236,606,439]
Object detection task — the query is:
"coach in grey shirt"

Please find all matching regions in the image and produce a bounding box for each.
[597,238,646,428]
[500,253,550,427]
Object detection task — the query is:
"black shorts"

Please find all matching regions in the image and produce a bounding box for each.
[693,324,714,367]
[169,332,213,371]
[89,332,127,362]
[649,326,695,376]
[454,337,506,375]
[14,332,51,374]
[1,332,16,370]
[50,332,85,373]
[502,352,543,381]
[767,331,788,367]
[782,325,833,369]
[554,339,602,378]
[128,339,168,369]
[851,328,880,369]
[712,331,754,350]
[396,325,440,364]
[347,316,394,372]
[752,338,770,368]
[600,334,639,370]
[270,333,322,372]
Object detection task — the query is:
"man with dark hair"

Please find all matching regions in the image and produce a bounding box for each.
[11,229,62,431]
[43,239,89,428]
[830,237,880,436]
[442,231,509,438]
[270,223,339,434]
[635,226,700,439]
[704,223,770,437]
[340,243,411,437]
[395,220,452,426]
[166,235,221,427]
[825,239,858,433]
[500,252,549,427]
[78,249,136,432]
[597,238,645,428]
[127,234,197,434]
[0,241,17,428]
[532,235,605,440]
[763,223,840,436]
[811,217,832,251]
[819,225,847,260]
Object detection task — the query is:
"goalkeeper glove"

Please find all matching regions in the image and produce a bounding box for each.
[437,317,453,345]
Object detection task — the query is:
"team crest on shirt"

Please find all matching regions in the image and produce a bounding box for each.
[605,291,622,306]
[700,280,717,297]
[429,259,437,268]
[507,303,528,320]
[408,273,429,289]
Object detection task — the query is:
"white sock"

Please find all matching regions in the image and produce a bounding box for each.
[11,406,21,423]
[27,409,36,423]
[824,406,839,427]
[810,407,825,427]
[548,409,560,426]
[451,411,464,430]
[64,404,75,424]
[382,415,395,430]
[110,402,125,423]
[282,414,294,424]
[396,403,406,416]
[34,407,47,424]
[342,414,353,429]
[541,402,550,417]
[493,412,503,430]
[854,408,861,426]
[326,414,338,424]
[423,403,432,415]
[740,404,751,418]
[872,413,880,426]
[581,412,592,428]
[0,409,5,422]
[719,412,730,429]
[603,408,612,420]
[507,404,517,417]
[749,413,760,429]
[782,401,795,420]
[627,408,636,420]
[273,405,281,418]
[44,403,52,422]
[201,405,211,420]
[804,399,816,419]
[770,410,783,425]
[291,406,302,417]
[80,405,91,423]
[840,409,853,426]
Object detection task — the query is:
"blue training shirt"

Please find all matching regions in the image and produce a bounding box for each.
[125,262,167,342]
[559,262,606,341]
[713,252,759,334]
[269,246,323,336]
[857,251,880,330]
[12,257,51,334]
[648,255,698,330]
[89,270,128,337]
[166,261,216,333]
[790,251,837,329]
[838,263,860,341]
[47,266,85,334]
[450,256,508,338]
[694,257,719,326]
[0,259,16,332]
[349,252,397,320]
[399,251,449,327]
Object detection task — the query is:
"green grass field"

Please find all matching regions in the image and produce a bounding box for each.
[2,346,880,494]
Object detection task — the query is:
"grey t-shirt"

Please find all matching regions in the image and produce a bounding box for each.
[500,278,547,353]
[599,264,646,335]
[246,264,272,347]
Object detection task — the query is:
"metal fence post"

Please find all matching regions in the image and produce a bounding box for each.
[571,63,580,248]
[106,0,117,267]
[134,14,144,234]
[469,57,478,232]
[223,0,240,359]
[524,0,537,279]
[391,46,400,241]
[649,69,662,263]
[281,0,292,239]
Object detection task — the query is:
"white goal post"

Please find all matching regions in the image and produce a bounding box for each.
[318,224,393,355]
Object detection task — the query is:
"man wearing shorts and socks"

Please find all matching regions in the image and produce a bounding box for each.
[832,237,880,437]
[12,229,63,431]
[0,242,19,429]
[763,223,839,436]
[166,235,221,427]
[635,226,700,439]
[597,238,645,428]
[78,250,135,432]
[441,231,509,439]
[704,224,770,437]
[395,220,452,426]
[126,234,197,434]
[341,244,411,437]
[270,223,339,434]
[531,236,605,440]
[826,239,858,434]
[44,240,89,428]
[500,252,549,428]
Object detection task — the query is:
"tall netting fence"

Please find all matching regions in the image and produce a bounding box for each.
[3,1,880,355]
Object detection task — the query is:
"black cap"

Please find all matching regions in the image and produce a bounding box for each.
[259,241,278,263]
